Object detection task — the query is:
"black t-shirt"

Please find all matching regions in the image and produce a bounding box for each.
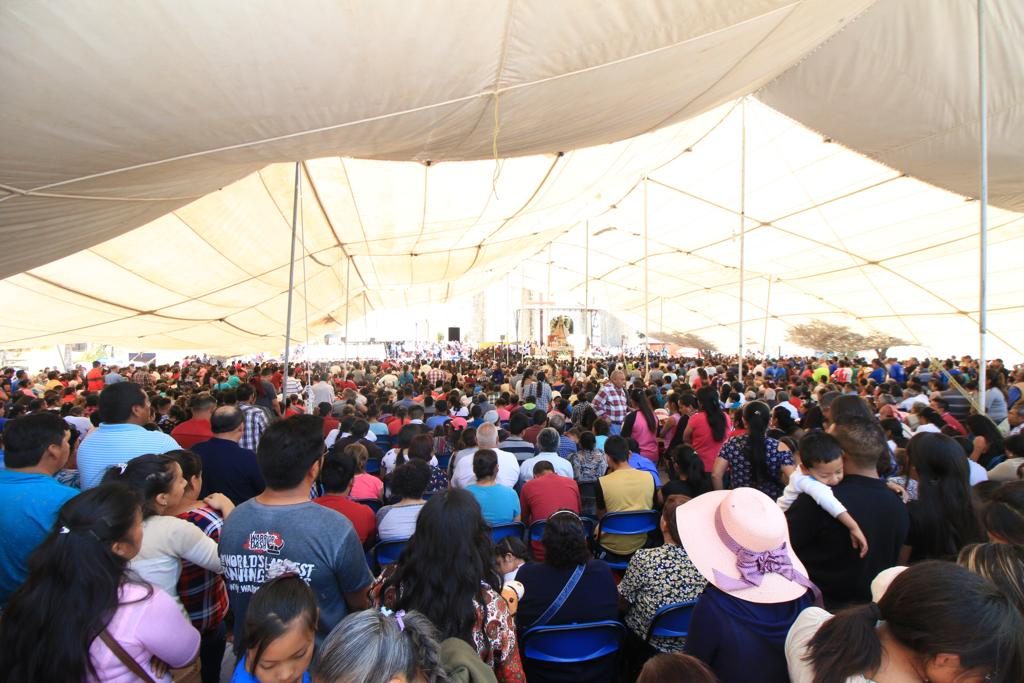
[661,479,709,500]
[786,474,909,610]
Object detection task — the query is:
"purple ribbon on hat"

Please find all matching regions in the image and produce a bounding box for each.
[712,507,822,606]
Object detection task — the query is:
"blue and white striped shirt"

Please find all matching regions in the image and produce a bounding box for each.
[78,423,182,489]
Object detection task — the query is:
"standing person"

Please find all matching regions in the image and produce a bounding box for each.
[621,388,659,464]
[191,405,265,505]
[712,401,795,499]
[219,415,373,646]
[786,416,909,609]
[236,384,269,453]
[373,488,524,682]
[592,371,629,435]
[684,387,732,472]
[85,360,105,393]
[0,483,200,681]
[0,412,78,605]
[679,488,819,683]
[77,382,181,489]
[165,450,231,683]
[786,561,1024,683]
[231,574,317,683]
[171,393,217,450]
[901,433,985,562]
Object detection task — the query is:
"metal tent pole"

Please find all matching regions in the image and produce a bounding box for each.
[643,177,650,375]
[585,219,590,354]
[282,162,300,392]
[762,275,773,356]
[977,0,989,414]
[738,99,747,384]
[344,256,351,361]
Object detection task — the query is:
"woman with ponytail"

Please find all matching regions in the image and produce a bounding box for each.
[786,560,1024,683]
[0,483,200,682]
[684,387,732,472]
[621,387,659,464]
[712,401,794,499]
[900,432,984,563]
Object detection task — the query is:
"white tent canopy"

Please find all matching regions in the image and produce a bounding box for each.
[1,0,1021,357]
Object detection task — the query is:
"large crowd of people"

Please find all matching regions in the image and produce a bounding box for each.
[1,350,1024,682]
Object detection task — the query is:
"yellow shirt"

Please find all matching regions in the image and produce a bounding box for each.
[597,467,655,555]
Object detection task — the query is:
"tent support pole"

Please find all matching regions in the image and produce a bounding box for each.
[643,177,650,374]
[977,0,989,414]
[344,256,351,361]
[762,275,773,355]
[738,98,747,384]
[282,162,300,391]
[585,219,590,354]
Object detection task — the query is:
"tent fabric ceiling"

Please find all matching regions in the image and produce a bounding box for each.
[0,0,1021,357]
[758,0,1024,212]
[0,0,874,279]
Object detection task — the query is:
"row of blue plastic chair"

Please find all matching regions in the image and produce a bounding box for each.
[519,599,697,664]
[366,509,662,572]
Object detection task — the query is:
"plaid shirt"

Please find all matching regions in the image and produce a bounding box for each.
[571,400,593,425]
[593,384,628,424]
[427,368,446,387]
[176,506,229,632]
[131,368,154,389]
[239,403,268,452]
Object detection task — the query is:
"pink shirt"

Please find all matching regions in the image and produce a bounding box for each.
[88,583,199,682]
[689,412,732,472]
[628,412,659,463]
[350,473,384,500]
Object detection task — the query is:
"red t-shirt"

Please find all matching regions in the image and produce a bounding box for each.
[314,494,376,545]
[519,474,582,559]
[171,418,214,450]
[322,417,340,438]
[86,368,105,393]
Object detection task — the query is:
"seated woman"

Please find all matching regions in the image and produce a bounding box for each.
[712,401,795,500]
[495,536,529,583]
[679,488,818,683]
[403,433,450,495]
[568,431,606,516]
[346,442,384,501]
[901,432,985,563]
[786,560,1024,683]
[0,483,200,680]
[658,445,712,505]
[515,511,618,683]
[619,496,707,656]
[372,489,523,682]
[982,481,1024,544]
[376,459,431,542]
[466,449,520,524]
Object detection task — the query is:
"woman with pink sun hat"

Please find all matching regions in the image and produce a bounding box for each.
[679,487,821,683]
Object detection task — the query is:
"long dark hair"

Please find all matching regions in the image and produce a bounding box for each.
[741,401,772,483]
[666,445,711,495]
[629,388,656,431]
[805,561,1024,683]
[382,489,500,644]
[696,387,726,441]
[907,433,984,559]
[0,483,148,682]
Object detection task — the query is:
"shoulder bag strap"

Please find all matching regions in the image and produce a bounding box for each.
[99,630,158,683]
[529,563,586,630]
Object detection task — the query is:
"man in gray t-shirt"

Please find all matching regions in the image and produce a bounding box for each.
[219,414,372,646]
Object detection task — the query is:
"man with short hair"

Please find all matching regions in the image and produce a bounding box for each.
[85,361,105,393]
[104,365,125,385]
[593,370,628,434]
[547,413,576,458]
[518,427,574,485]
[219,415,372,646]
[331,419,384,460]
[192,406,264,505]
[77,382,180,488]
[522,409,548,445]
[131,363,155,390]
[595,435,655,558]
[311,374,334,406]
[452,422,519,488]
[787,415,909,609]
[929,396,967,436]
[172,393,217,449]
[235,384,268,452]
[499,411,536,463]
[519,460,582,528]
[0,413,78,604]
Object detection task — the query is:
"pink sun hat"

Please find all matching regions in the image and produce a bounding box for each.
[676,487,820,604]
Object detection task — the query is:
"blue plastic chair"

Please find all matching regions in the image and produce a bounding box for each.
[365,458,382,475]
[375,434,393,452]
[354,498,382,513]
[490,521,526,544]
[646,599,697,642]
[521,620,625,664]
[596,510,660,570]
[372,538,408,568]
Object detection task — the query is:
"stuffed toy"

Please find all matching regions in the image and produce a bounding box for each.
[501,580,524,616]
